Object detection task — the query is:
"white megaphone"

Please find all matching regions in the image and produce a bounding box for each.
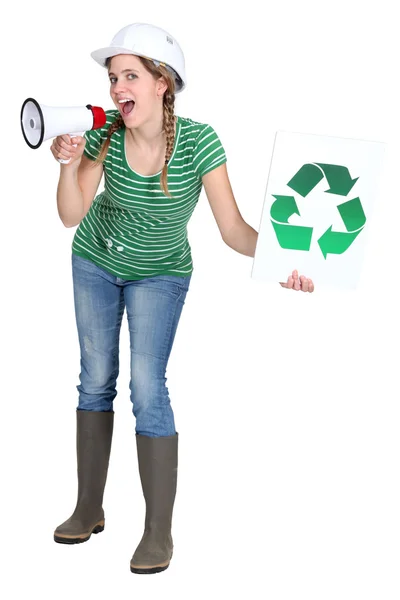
[20,97,106,164]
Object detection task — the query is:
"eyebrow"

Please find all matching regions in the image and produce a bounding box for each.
[108,69,140,76]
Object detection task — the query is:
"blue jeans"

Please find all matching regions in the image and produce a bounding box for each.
[71,254,191,437]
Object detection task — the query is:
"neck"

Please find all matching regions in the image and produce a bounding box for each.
[127,114,165,151]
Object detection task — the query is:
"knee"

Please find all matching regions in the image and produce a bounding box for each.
[129,353,168,413]
[79,353,118,394]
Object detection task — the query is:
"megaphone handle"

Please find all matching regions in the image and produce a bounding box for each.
[58,131,84,164]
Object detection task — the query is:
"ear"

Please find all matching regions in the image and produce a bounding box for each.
[156,76,168,97]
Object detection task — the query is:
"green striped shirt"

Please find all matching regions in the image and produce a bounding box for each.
[71,110,227,279]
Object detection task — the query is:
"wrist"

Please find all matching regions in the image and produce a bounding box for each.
[60,160,80,176]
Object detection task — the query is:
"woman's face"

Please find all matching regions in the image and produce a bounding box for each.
[108,54,167,127]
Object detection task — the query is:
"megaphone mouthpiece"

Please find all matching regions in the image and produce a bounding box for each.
[89,105,107,130]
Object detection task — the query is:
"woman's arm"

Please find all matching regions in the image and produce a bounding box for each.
[202,163,257,255]
[52,135,104,228]
[57,155,103,228]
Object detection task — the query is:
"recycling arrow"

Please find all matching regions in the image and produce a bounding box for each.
[337,196,366,231]
[317,197,366,258]
[317,227,362,259]
[287,163,359,197]
[270,195,313,251]
[270,162,366,259]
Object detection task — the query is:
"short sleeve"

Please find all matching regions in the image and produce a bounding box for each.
[83,110,119,161]
[192,124,227,179]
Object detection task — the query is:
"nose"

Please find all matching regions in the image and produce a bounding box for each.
[113,79,127,95]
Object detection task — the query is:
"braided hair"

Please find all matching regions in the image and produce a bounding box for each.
[96,56,176,197]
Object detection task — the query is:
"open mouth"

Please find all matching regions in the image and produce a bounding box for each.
[119,99,135,116]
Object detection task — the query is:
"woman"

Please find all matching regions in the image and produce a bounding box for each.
[51,22,315,575]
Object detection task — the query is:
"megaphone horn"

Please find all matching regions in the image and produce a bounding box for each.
[20,98,107,162]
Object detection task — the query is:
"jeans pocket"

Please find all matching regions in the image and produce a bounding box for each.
[147,274,191,295]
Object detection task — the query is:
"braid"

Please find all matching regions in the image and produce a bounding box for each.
[96,114,125,164]
[160,90,175,197]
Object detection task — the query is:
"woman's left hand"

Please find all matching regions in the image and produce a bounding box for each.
[280,270,314,293]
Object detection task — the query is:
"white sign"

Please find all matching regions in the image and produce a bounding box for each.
[251,131,386,289]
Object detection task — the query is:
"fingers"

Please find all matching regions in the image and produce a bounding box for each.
[51,137,74,161]
[280,270,315,293]
[299,275,314,293]
[281,271,298,289]
[286,274,294,289]
[300,275,309,292]
[292,270,300,290]
[62,134,76,144]
[50,135,84,163]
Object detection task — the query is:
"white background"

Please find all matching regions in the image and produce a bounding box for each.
[252,131,386,288]
[1,1,399,598]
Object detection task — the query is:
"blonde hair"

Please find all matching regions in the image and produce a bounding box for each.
[96,56,176,197]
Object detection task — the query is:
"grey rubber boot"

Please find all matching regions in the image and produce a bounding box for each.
[54,410,114,544]
[130,434,178,574]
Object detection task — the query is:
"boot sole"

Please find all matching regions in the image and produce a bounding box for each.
[54,521,105,544]
[130,562,170,575]
[130,552,172,575]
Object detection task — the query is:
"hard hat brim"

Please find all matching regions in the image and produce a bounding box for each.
[91,47,141,67]
[90,46,185,92]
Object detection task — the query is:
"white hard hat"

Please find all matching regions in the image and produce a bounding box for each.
[91,23,186,93]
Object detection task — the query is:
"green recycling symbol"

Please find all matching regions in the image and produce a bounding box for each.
[270,163,366,258]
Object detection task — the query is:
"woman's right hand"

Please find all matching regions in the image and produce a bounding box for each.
[50,134,86,165]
